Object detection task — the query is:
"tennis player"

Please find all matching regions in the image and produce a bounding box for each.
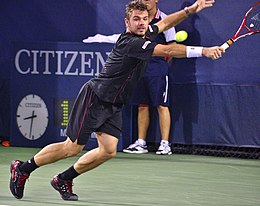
[10,0,223,201]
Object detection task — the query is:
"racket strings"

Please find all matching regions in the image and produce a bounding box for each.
[246,4,260,31]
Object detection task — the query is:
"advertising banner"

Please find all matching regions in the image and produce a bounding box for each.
[10,41,122,150]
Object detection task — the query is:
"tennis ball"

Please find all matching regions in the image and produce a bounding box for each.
[175,30,188,42]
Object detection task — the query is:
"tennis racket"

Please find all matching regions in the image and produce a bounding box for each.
[221,2,260,50]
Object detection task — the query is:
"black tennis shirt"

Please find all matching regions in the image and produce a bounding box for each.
[89,25,159,104]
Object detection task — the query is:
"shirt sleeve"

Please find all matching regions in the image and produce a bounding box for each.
[159,11,176,42]
[163,27,176,43]
[146,24,159,41]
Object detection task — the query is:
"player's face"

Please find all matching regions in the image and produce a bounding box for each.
[125,9,149,36]
[141,0,158,11]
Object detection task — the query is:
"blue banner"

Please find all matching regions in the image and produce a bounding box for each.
[10,41,117,149]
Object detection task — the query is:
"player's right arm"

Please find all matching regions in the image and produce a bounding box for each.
[152,43,224,60]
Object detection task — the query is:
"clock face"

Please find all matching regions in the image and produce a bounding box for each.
[16,94,49,140]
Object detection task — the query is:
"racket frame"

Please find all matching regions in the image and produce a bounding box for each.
[221,2,260,50]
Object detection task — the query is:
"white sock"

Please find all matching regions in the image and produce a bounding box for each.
[137,139,146,146]
[160,140,169,145]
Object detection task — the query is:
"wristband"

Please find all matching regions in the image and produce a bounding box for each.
[186,46,203,58]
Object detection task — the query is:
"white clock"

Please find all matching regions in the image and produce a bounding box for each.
[16,94,49,140]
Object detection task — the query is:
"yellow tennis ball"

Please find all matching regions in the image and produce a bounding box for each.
[175,30,188,42]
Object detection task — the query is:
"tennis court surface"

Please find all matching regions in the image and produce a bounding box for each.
[1,146,259,206]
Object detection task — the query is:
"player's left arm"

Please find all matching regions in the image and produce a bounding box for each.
[155,0,215,33]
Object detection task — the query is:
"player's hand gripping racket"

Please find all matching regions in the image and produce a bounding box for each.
[221,2,260,50]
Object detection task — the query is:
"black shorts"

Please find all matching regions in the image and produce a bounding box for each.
[66,82,123,145]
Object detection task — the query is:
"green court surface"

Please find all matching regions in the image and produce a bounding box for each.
[0,146,259,206]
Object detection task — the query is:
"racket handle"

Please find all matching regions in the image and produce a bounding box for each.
[221,39,234,50]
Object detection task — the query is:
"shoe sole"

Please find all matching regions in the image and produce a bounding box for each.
[156,152,172,155]
[123,149,148,154]
[50,179,78,201]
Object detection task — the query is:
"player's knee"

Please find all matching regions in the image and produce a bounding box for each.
[109,150,117,158]
[63,140,83,157]
[100,148,117,160]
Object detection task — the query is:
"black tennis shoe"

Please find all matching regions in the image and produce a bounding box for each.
[9,160,30,199]
[50,175,78,201]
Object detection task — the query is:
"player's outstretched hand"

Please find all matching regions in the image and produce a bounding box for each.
[189,0,215,14]
[202,46,225,60]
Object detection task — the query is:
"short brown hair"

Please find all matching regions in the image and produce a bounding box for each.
[125,0,148,19]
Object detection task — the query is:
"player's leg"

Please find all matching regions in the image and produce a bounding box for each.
[35,137,84,165]
[9,82,94,200]
[51,98,122,201]
[9,137,84,199]
[51,132,118,201]
[74,132,118,173]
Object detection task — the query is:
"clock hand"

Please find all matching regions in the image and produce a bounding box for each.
[29,111,35,140]
[24,114,37,120]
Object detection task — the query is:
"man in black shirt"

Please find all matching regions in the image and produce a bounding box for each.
[10,0,223,201]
